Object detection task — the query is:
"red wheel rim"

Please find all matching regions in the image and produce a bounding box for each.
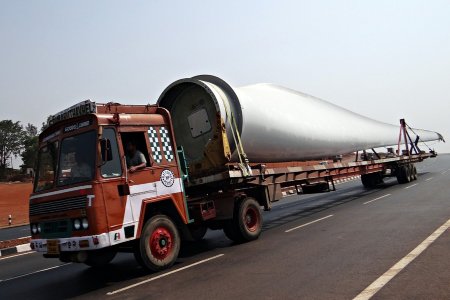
[244,206,260,232]
[149,227,173,260]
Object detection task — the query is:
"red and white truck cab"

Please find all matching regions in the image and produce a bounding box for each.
[30,101,193,270]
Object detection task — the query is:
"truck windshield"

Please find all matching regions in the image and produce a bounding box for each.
[34,141,59,192]
[57,131,96,186]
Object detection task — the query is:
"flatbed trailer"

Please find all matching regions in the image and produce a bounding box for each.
[29,101,438,271]
[189,152,431,194]
[184,151,432,236]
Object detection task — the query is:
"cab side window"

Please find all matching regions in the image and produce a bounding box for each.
[101,128,122,178]
[121,132,151,169]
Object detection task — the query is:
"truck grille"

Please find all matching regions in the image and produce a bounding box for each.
[30,196,87,216]
[41,219,71,238]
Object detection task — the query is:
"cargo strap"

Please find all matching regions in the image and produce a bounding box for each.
[221,97,252,177]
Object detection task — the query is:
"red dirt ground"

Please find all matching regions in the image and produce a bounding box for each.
[0,182,32,228]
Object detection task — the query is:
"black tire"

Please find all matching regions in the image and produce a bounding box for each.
[133,240,145,267]
[223,197,262,243]
[137,215,180,271]
[405,165,412,183]
[376,172,384,185]
[361,173,383,189]
[361,174,374,188]
[397,165,410,184]
[407,164,415,182]
[396,166,404,184]
[84,248,117,267]
[223,220,238,241]
[412,165,418,181]
[188,224,208,241]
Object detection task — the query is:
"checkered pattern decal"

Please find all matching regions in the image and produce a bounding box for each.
[159,126,174,162]
[148,127,162,163]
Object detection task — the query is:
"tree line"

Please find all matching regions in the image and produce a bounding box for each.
[0,120,39,180]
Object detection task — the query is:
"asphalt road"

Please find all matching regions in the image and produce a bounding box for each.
[0,225,30,241]
[0,155,449,299]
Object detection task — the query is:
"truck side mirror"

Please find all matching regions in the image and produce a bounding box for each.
[100,138,113,162]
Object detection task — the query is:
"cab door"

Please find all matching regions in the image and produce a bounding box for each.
[98,127,127,234]
[119,128,158,225]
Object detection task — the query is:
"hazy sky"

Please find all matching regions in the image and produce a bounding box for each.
[1,0,449,160]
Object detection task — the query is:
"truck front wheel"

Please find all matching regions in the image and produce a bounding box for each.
[137,214,180,271]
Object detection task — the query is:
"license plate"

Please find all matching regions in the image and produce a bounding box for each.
[47,240,60,255]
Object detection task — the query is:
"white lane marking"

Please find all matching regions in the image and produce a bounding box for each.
[442,170,448,174]
[353,218,450,300]
[0,251,33,260]
[0,263,71,282]
[425,177,433,181]
[285,215,334,233]
[404,183,418,189]
[107,254,225,295]
[363,194,391,205]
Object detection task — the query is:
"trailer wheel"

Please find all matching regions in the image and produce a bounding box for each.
[396,166,404,184]
[397,165,410,184]
[361,172,383,189]
[412,165,418,181]
[405,165,412,183]
[361,174,375,188]
[137,214,180,271]
[361,174,373,188]
[409,164,417,181]
[224,197,262,243]
[84,248,117,267]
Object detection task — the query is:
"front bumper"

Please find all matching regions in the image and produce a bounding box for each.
[31,233,111,253]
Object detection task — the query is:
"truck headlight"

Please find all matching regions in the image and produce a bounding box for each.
[37,223,42,233]
[31,224,38,234]
[73,219,81,230]
[81,218,89,229]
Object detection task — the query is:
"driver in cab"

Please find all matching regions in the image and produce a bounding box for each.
[125,140,147,173]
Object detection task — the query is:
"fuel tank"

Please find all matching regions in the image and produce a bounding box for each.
[157,75,443,175]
